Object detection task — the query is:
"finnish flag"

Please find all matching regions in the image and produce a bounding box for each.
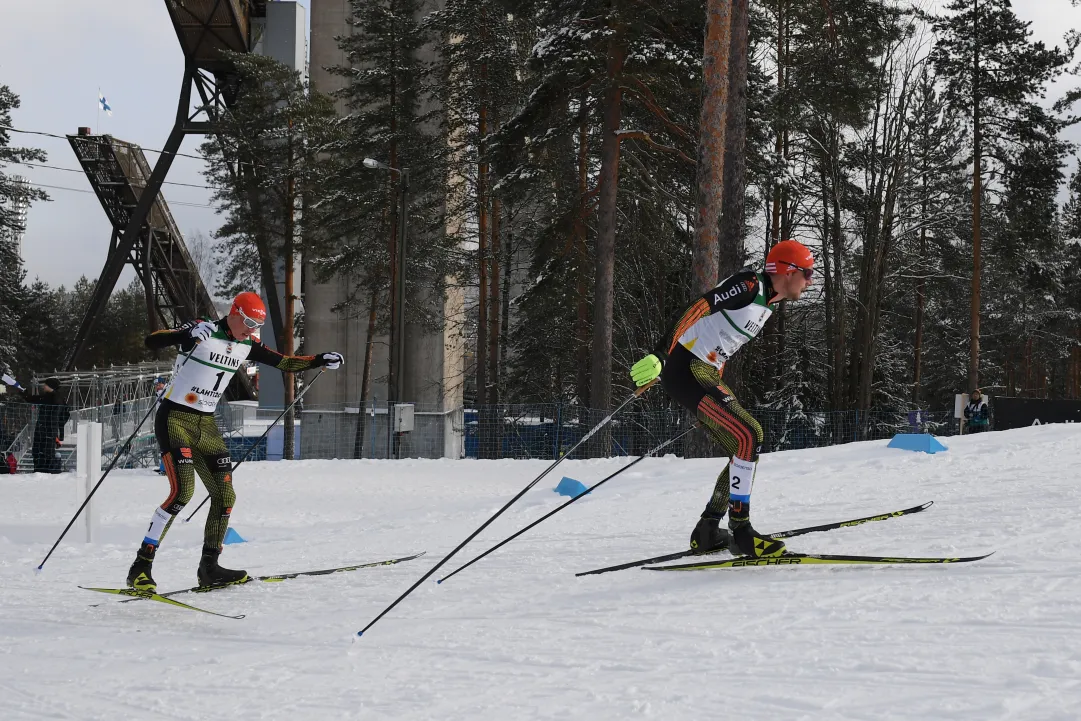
[98,91,112,117]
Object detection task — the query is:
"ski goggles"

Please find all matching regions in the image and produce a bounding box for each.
[780,261,813,280]
[235,308,265,329]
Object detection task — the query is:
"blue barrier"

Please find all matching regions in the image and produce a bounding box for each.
[887,433,948,454]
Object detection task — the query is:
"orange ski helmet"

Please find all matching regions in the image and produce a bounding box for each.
[230,291,267,328]
[765,239,814,279]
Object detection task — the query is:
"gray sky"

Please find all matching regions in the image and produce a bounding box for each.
[0,0,1078,288]
[0,0,309,290]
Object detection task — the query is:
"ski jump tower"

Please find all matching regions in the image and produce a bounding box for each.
[63,0,262,400]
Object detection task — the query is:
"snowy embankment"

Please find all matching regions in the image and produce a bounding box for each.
[2,425,1081,720]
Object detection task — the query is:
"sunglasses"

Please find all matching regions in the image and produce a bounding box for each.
[781,261,813,280]
[236,308,265,329]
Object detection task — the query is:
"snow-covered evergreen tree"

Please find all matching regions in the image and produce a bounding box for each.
[0,85,47,372]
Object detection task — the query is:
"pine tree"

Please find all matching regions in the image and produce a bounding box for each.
[426,0,531,454]
[322,0,455,420]
[200,52,341,350]
[893,67,968,408]
[0,85,47,372]
[930,0,1071,392]
[982,114,1071,397]
[496,0,702,423]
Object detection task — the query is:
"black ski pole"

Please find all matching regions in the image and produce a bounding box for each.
[437,424,697,584]
[184,368,326,523]
[355,382,656,638]
[36,346,198,571]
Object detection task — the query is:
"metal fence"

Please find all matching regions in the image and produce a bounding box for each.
[0,396,966,470]
[214,402,962,461]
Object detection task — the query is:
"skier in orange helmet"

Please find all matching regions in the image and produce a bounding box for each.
[629,239,814,558]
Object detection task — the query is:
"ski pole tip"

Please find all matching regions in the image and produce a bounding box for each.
[356,631,364,638]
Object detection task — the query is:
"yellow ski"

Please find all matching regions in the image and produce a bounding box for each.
[81,586,245,619]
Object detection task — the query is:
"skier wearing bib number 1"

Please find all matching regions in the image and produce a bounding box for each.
[629,240,814,558]
[126,292,345,592]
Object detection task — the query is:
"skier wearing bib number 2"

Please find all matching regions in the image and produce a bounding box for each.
[629,240,814,558]
[126,292,344,592]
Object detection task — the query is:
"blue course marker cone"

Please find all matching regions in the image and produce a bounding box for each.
[554,476,589,499]
[223,527,247,545]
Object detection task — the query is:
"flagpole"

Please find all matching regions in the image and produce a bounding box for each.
[96,87,100,134]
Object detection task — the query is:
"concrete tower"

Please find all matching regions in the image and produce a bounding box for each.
[305,0,464,458]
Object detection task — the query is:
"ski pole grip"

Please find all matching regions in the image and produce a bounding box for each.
[634,378,658,396]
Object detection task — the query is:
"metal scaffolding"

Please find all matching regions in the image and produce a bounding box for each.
[67,133,216,332]
[62,0,266,400]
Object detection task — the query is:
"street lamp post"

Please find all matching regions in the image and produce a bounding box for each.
[362,158,408,458]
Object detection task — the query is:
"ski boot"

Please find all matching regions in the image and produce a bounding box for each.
[728,501,785,558]
[689,515,730,553]
[126,542,158,593]
[197,546,249,588]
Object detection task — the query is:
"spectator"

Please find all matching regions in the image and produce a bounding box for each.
[111,395,123,440]
[964,389,990,434]
[3,451,15,474]
[154,377,168,475]
[24,377,70,473]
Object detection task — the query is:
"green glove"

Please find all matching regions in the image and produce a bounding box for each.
[630,354,662,387]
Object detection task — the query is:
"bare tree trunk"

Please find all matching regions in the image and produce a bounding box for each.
[969,0,982,393]
[588,30,627,455]
[719,0,748,278]
[764,0,785,398]
[489,183,502,398]
[693,0,733,294]
[501,231,511,383]
[353,287,379,459]
[387,55,401,410]
[717,0,749,397]
[488,109,503,455]
[477,91,490,454]
[770,0,784,250]
[575,108,592,408]
[913,194,927,405]
[283,168,296,461]
[830,129,845,410]
[821,164,834,408]
[241,165,285,351]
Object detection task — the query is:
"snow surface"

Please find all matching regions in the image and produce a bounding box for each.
[3,424,1081,720]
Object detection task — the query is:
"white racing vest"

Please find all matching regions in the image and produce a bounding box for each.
[164,327,253,412]
[677,272,774,370]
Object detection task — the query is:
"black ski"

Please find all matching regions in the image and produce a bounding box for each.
[644,551,993,570]
[109,552,426,605]
[575,501,933,577]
